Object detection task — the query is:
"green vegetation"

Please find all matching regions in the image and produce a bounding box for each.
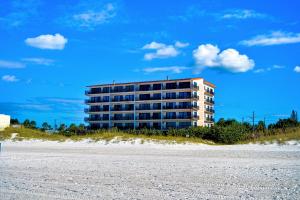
[1,110,299,145]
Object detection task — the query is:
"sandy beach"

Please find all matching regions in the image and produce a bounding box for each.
[0,140,299,199]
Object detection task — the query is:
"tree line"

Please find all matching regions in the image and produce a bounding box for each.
[9,110,299,144]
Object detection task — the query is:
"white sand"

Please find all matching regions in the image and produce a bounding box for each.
[0,140,299,199]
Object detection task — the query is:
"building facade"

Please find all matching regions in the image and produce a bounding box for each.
[0,114,10,131]
[85,78,215,129]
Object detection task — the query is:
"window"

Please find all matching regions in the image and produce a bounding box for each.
[114,86,123,92]
[166,102,175,109]
[178,82,190,88]
[139,104,150,110]
[153,93,161,100]
[139,113,150,119]
[166,82,177,89]
[153,83,161,90]
[179,102,191,108]
[166,92,176,99]
[124,114,134,120]
[139,84,151,91]
[153,103,161,110]
[178,112,191,119]
[179,122,191,128]
[166,122,176,128]
[179,92,191,99]
[113,95,123,101]
[125,95,134,101]
[102,114,109,120]
[139,94,150,100]
[166,112,176,119]
[103,105,109,111]
[152,112,161,119]
[125,104,134,111]
[153,122,161,129]
[125,85,134,92]
[114,104,122,111]
[103,96,110,102]
[102,87,110,93]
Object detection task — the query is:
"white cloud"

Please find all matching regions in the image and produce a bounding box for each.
[142,42,166,50]
[294,66,300,73]
[254,65,285,73]
[175,41,189,48]
[73,3,116,28]
[25,33,68,50]
[240,31,300,46]
[143,66,189,74]
[142,41,188,60]
[0,60,25,68]
[222,9,267,19]
[2,75,19,82]
[193,44,254,73]
[22,57,54,65]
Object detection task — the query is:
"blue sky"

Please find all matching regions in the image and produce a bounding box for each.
[0,0,299,126]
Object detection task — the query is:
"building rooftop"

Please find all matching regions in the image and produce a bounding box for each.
[87,77,215,88]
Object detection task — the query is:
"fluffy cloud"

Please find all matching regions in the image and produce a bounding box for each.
[142,41,188,60]
[193,44,254,73]
[0,60,25,68]
[294,66,300,73]
[2,75,19,82]
[73,3,116,28]
[25,33,68,50]
[222,9,267,19]
[22,57,54,65]
[143,66,189,74]
[240,31,300,46]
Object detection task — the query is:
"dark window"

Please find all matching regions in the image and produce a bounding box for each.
[166,92,176,99]
[139,94,150,100]
[178,82,190,88]
[153,112,161,119]
[103,105,109,111]
[114,86,123,92]
[139,104,150,110]
[153,103,161,110]
[139,113,151,120]
[179,92,191,99]
[179,122,191,128]
[139,84,151,91]
[153,84,162,90]
[179,102,191,108]
[153,122,161,129]
[125,95,134,101]
[166,82,177,89]
[114,104,122,111]
[102,114,109,120]
[166,122,176,128]
[125,104,134,111]
[166,112,176,119]
[125,85,134,92]
[102,87,110,93]
[165,102,175,109]
[103,96,110,102]
[178,112,191,119]
[153,93,161,100]
[91,88,101,94]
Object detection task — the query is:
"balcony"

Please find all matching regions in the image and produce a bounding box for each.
[205,117,215,122]
[205,99,215,104]
[111,116,134,120]
[205,108,215,113]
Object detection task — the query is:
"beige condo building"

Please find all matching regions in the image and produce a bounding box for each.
[85,77,215,129]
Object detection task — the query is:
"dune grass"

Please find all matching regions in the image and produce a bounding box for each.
[1,126,300,145]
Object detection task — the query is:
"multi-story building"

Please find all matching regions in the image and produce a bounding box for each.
[84,78,215,129]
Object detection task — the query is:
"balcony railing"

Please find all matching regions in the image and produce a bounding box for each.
[205,108,215,113]
[205,99,215,104]
[85,115,199,122]
[85,84,201,95]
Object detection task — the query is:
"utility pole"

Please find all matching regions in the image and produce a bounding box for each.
[252,111,255,133]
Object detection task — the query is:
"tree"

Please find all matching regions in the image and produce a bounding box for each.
[58,124,67,132]
[78,124,86,133]
[41,122,52,131]
[290,110,298,122]
[30,120,37,129]
[23,119,31,128]
[10,118,19,125]
[256,120,266,132]
[68,123,78,133]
